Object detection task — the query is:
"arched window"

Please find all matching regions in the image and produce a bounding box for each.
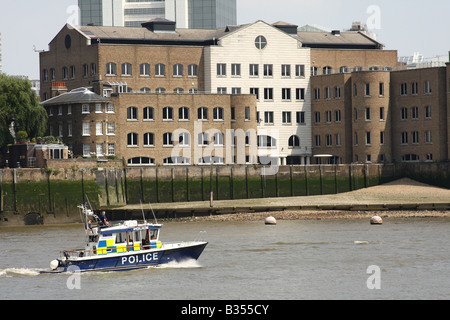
[323,66,332,75]
[213,107,224,120]
[174,88,184,94]
[214,132,224,146]
[127,107,138,120]
[258,135,277,148]
[178,132,190,146]
[143,107,154,120]
[106,62,116,75]
[155,63,165,77]
[140,63,150,76]
[128,157,155,166]
[163,107,173,120]
[198,107,208,120]
[127,133,138,146]
[163,132,173,146]
[173,64,183,77]
[188,64,198,77]
[198,132,209,146]
[288,135,300,148]
[143,133,154,146]
[178,107,189,120]
[121,63,132,75]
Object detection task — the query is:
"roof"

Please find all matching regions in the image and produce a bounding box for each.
[65,20,384,50]
[296,31,384,49]
[75,23,227,46]
[41,88,110,106]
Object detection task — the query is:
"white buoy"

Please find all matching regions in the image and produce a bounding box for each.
[50,260,60,270]
[265,216,277,225]
[370,216,383,225]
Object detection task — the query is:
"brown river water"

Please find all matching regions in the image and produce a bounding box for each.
[0,217,449,300]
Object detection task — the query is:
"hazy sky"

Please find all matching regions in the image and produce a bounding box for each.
[0,0,449,79]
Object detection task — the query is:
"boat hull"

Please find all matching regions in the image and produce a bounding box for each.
[51,241,207,273]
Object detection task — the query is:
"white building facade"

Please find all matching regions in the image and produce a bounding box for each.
[204,21,312,165]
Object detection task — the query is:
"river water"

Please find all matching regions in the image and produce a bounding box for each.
[0,217,449,300]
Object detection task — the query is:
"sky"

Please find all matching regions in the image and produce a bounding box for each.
[0,0,449,80]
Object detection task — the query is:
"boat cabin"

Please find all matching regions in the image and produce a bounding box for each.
[87,221,162,256]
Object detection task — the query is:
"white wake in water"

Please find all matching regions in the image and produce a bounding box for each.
[0,268,41,277]
[153,259,203,269]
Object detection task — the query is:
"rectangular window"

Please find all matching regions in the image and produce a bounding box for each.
[107,122,115,135]
[412,131,419,144]
[281,64,291,77]
[366,132,371,145]
[249,64,259,77]
[250,88,259,100]
[282,111,291,124]
[282,88,291,101]
[296,111,305,124]
[411,106,419,120]
[400,83,407,96]
[82,104,90,114]
[295,65,305,77]
[380,107,385,121]
[96,122,103,136]
[107,143,115,156]
[264,64,273,77]
[82,122,90,136]
[217,63,226,76]
[296,88,305,100]
[83,144,91,157]
[425,106,432,119]
[365,107,371,121]
[231,64,241,76]
[96,143,103,156]
[401,132,408,144]
[365,83,370,96]
[401,107,407,120]
[245,107,250,121]
[264,88,273,101]
[424,80,432,94]
[379,83,384,96]
[264,111,274,124]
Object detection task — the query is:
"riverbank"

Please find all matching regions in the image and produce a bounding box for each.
[156,177,450,222]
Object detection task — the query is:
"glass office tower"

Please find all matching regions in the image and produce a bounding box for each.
[78,0,237,29]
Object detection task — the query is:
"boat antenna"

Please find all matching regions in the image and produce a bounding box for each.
[149,201,158,224]
[140,200,147,224]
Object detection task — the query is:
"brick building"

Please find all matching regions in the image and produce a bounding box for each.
[41,19,422,166]
[312,64,450,164]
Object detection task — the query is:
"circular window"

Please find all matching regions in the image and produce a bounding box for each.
[65,35,72,49]
[255,35,267,50]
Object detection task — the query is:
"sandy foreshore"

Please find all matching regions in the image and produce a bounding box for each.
[165,178,450,222]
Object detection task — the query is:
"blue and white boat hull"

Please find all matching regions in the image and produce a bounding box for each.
[52,241,207,273]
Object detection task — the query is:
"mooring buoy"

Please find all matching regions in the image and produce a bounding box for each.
[370,216,383,225]
[265,216,277,225]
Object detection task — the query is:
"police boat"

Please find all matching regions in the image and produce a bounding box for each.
[45,204,207,273]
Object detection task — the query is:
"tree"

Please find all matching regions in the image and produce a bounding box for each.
[0,74,48,150]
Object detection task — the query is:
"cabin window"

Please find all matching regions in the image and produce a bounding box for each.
[134,231,141,242]
[115,232,127,244]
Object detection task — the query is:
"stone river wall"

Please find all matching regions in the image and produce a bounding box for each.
[1,162,449,226]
